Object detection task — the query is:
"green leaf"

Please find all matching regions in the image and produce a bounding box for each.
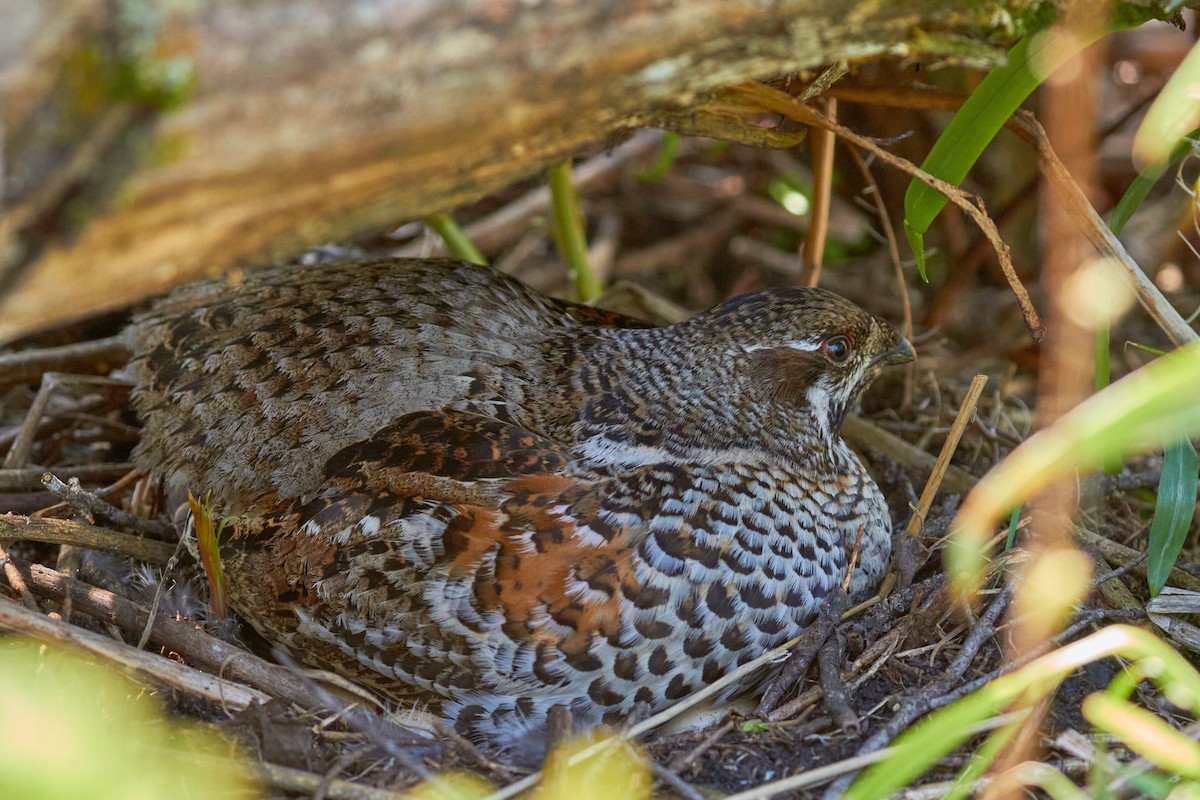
[1110,128,1200,237]
[1147,438,1200,596]
[903,29,1103,278]
[1005,505,1022,551]
[1134,40,1200,165]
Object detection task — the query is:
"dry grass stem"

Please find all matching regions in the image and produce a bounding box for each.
[724,711,1029,800]
[800,97,837,287]
[907,374,989,539]
[1013,110,1198,347]
[714,82,1044,340]
[847,144,915,406]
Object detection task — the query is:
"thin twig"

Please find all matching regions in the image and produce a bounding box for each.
[650,761,707,800]
[768,619,908,723]
[712,82,1044,340]
[0,462,135,491]
[254,760,412,800]
[3,374,126,468]
[800,96,837,287]
[0,336,130,386]
[1077,526,1200,593]
[818,586,1012,800]
[818,632,859,733]
[0,514,176,564]
[932,607,1140,711]
[4,554,318,707]
[1092,551,1149,587]
[269,649,432,779]
[428,718,516,782]
[0,542,40,610]
[721,711,1030,800]
[756,589,852,716]
[668,720,735,774]
[908,375,988,540]
[311,749,360,800]
[136,537,187,650]
[41,472,173,537]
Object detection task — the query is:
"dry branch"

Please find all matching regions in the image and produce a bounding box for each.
[1,554,317,707]
[0,591,269,710]
[0,514,176,563]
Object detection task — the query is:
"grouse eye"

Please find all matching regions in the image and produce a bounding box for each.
[822,335,853,364]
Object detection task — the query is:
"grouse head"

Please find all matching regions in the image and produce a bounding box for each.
[579,286,913,464]
[707,287,913,440]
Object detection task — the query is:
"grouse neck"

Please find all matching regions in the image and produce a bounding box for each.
[569,323,849,471]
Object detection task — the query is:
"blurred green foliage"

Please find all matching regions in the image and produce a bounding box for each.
[0,641,256,800]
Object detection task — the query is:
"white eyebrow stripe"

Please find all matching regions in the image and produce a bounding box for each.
[740,341,822,354]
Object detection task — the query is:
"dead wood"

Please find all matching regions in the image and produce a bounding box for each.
[1,0,1186,342]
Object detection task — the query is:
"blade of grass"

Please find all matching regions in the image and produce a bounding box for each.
[187,491,228,620]
[950,341,1200,597]
[903,28,1105,278]
[1083,693,1200,777]
[1134,39,1200,165]
[1110,128,1200,237]
[423,212,488,266]
[845,625,1200,799]
[1093,130,1197,474]
[941,717,1023,800]
[636,132,680,183]
[1005,505,1022,551]
[1095,323,1122,475]
[1147,438,1200,597]
[548,159,601,303]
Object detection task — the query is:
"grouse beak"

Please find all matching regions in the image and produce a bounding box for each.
[872,337,916,366]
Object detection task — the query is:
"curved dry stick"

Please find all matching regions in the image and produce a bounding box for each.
[711,81,1046,341]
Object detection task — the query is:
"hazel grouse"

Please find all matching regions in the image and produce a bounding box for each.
[125,258,914,755]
